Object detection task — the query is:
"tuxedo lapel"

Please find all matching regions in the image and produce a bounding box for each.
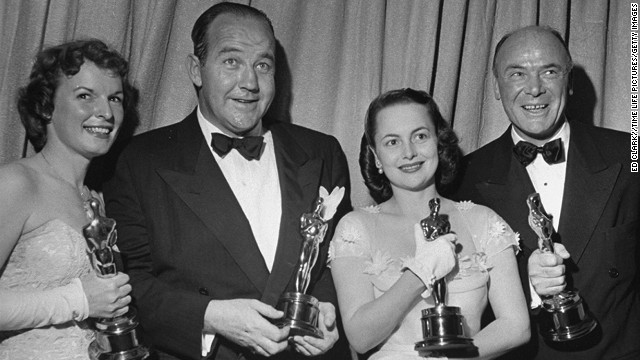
[156,112,269,293]
[474,129,539,250]
[260,125,323,306]
[557,122,621,264]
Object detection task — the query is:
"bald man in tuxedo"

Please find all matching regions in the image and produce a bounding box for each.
[450,25,639,360]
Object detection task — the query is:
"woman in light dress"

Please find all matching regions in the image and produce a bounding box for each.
[330,88,530,359]
[0,39,137,359]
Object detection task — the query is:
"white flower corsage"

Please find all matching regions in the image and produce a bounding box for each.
[318,186,345,221]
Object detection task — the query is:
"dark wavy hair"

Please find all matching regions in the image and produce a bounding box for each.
[17,39,138,152]
[191,2,274,65]
[360,88,461,204]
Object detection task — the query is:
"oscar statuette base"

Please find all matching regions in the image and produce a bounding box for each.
[539,290,598,342]
[275,292,323,339]
[415,304,476,358]
[89,309,150,360]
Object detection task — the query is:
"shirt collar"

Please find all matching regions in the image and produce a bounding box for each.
[511,120,570,146]
[196,106,271,152]
[511,120,571,164]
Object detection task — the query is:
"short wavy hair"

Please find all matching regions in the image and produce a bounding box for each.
[17,39,138,152]
[360,88,461,204]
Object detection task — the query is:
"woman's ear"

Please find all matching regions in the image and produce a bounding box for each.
[370,146,383,169]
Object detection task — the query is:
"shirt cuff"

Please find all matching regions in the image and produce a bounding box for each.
[202,332,216,357]
[528,278,542,309]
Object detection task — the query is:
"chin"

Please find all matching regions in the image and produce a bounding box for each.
[84,146,112,159]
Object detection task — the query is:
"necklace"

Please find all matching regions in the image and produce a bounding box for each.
[40,151,90,201]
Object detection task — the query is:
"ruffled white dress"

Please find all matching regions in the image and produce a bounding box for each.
[330,201,519,360]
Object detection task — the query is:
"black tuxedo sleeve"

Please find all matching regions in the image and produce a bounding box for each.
[104,149,210,360]
[307,135,352,303]
[305,136,353,360]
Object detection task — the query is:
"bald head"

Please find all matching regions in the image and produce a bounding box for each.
[493,26,572,77]
[491,25,573,143]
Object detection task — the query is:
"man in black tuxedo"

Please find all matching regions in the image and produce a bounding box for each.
[103,3,351,359]
[451,25,639,359]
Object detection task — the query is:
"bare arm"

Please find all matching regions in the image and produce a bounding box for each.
[0,164,32,268]
[330,215,456,354]
[0,163,132,329]
[331,256,424,353]
[468,249,530,359]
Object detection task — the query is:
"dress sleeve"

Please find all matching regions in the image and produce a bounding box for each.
[482,210,521,260]
[328,212,371,265]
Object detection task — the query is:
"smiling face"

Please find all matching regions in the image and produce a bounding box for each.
[372,103,439,194]
[48,61,124,159]
[493,27,572,144]
[188,13,275,137]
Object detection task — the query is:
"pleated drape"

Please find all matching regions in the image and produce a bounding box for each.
[0,0,632,206]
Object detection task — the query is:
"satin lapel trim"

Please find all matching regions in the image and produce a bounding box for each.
[558,124,621,264]
[474,130,539,251]
[260,127,322,306]
[157,140,269,293]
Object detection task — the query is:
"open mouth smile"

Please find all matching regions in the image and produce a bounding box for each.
[399,162,423,172]
[233,98,258,104]
[522,104,548,111]
[84,126,113,135]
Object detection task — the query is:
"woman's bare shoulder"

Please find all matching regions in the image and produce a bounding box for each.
[0,158,41,204]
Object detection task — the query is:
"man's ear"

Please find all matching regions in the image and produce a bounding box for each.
[186,54,202,87]
[568,68,574,96]
[493,76,501,100]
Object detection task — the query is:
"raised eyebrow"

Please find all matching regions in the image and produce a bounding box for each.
[380,133,400,141]
[217,46,242,57]
[259,51,275,63]
[215,47,275,63]
[503,63,564,73]
[540,63,564,71]
[110,90,124,98]
[73,86,95,93]
[412,126,431,134]
[502,64,526,73]
[73,86,123,98]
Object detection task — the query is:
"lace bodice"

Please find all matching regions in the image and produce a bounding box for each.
[0,219,94,359]
[329,201,519,359]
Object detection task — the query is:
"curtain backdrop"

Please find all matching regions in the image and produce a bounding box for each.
[0,0,632,207]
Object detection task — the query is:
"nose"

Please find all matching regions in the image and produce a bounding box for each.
[95,97,113,121]
[402,141,417,159]
[524,73,545,97]
[239,65,259,93]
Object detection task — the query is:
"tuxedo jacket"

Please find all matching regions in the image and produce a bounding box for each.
[450,121,639,360]
[103,111,352,360]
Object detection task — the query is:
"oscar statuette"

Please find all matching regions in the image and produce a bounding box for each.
[275,186,345,338]
[415,198,475,358]
[526,193,597,342]
[83,198,150,360]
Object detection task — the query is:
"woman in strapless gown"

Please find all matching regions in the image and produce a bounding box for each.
[330,89,530,359]
[0,39,137,359]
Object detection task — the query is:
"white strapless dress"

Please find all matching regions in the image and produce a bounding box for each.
[0,219,95,359]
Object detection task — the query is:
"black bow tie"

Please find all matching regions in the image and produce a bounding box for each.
[513,138,564,166]
[210,133,264,160]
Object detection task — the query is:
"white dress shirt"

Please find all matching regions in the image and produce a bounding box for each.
[197,107,282,355]
[511,121,570,308]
